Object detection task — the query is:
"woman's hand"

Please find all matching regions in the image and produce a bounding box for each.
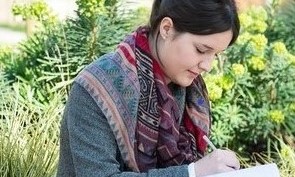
[194,149,240,177]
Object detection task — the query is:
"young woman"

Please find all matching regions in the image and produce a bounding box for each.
[57,0,240,176]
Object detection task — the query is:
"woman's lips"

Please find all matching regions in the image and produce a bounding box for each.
[188,70,199,76]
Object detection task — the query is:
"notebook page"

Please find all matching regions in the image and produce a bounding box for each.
[205,163,280,177]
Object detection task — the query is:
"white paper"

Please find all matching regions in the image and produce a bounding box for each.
[205,163,280,177]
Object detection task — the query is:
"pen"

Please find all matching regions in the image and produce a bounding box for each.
[203,135,239,170]
[202,135,217,150]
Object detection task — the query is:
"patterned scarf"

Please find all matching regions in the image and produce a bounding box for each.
[76,27,211,172]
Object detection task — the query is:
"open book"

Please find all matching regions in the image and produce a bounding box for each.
[205,163,280,177]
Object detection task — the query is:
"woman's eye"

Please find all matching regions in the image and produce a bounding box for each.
[196,48,205,54]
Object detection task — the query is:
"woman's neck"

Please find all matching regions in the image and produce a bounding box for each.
[148,32,159,63]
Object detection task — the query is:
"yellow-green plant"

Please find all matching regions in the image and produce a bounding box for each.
[12,0,57,29]
[4,0,136,104]
[277,142,295,177]
[0,77,63,177]
[206,6,295,155]
[76,0,105,17]
[246,137,295,177]
[266,0,295,53]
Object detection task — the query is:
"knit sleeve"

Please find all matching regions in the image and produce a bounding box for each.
[57,83,190,177]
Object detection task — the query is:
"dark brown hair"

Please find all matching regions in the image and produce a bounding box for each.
[149,0,240,45]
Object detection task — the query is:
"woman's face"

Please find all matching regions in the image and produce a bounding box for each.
[155,18,233,87]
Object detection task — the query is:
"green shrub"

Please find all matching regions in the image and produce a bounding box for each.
[266,0,295,54]
[2,1,294,175]
[206,6,295,155]
[2,0,135,103]
[0,1,146,175]
[276,141,295,177]
[0,76,63,177]
[128,6,150,30]
[242,138,295,177]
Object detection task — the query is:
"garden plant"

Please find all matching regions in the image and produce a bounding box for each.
[0,0,294,176]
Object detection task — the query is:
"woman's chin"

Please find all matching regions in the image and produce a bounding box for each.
[173,78,194,87]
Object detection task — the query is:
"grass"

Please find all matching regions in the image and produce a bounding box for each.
[0,81,63,177]
[276,139,295,177]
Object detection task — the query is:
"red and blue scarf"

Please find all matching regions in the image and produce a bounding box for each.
[76,27,211,172]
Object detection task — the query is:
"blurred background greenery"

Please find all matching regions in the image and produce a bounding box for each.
[0,0,294,176]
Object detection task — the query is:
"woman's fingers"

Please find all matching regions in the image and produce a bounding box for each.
[194,149,240,176]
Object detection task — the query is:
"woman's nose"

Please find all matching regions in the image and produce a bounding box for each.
[198,56,215,72]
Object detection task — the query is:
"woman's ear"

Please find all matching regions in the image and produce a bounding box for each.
[159,17,174,40]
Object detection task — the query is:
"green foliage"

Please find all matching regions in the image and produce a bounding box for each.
[0,76,62,177]
[12,0,57,26]
[276,140,295,177]
[266,0,295,53]
[1,27,65,102]
[128,6,150,29]
[1,1,145,175]
[245,138,295,177]
[2,1,294,176]
[0,45,13,70]
[2,0,135,103]
[0,72,12,105]
[65,9,131,60]
[75,0,121,19]
[206,6,295,155]
[240,137,295,177]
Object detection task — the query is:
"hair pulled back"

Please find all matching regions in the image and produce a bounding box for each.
[149,0,240,45]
